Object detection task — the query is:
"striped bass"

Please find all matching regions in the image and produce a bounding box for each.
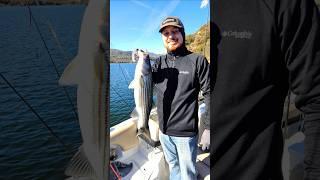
[129,49,153,135]
[58,0,107,179]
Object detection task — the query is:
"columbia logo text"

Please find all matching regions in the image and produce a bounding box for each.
[222,30,252,39]
[179,71,190,74]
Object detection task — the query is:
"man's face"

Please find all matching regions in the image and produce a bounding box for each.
[161,26,183,52]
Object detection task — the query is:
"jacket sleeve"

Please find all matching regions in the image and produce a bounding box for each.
[197,56,211,130]
[277,0,320,178]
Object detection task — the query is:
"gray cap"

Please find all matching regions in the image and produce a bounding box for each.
[159,16,184,32]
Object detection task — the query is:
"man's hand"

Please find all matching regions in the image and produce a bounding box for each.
[199,129,210,151]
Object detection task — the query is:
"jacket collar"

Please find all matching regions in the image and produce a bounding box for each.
[167,46,190,58]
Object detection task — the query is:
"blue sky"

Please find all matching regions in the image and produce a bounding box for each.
[110,0,210,54]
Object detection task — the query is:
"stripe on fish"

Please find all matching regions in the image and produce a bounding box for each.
[129,49,153,135]
[59,0,107,179]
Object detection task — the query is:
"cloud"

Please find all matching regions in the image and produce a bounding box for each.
[131,0,180,52]
[130,0,159,12]
[200,0,209,8]
[143,0,180,35]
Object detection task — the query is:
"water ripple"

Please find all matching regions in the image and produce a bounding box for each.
[0,5,84,180]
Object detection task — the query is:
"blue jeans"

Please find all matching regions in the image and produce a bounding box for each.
[159,130,198,180]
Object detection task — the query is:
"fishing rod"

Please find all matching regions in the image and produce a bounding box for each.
[110,84,134,109]
[118,63,130,88]
[117,63,134,98]
[0,73,73,155]
[25,1,79,121]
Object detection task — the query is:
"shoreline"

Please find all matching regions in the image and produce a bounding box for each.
[0,4,87,6]
[0,1,88,6]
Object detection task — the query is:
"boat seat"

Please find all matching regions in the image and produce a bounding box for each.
[110,119,139,151]
[196,147,210,180]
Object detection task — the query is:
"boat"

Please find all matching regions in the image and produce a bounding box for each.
[64,93,304,180]
[108,104,210,180]
[63,102,210,180]
[105,93,304,180]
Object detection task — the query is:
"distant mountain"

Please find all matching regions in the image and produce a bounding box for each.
[111,21,210,63]
[110,49,132,63]
[110,49,160,63]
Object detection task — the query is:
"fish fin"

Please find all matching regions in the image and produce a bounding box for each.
[130,107,138,118]
[59,55,81,86]
[128,79,136,89]
[65,145,95,177]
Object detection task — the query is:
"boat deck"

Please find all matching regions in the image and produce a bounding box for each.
[115,138,164,180]
[113,136,210,180]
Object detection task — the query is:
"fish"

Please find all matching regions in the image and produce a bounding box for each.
[58,0,108,180]
[129,49,153,135]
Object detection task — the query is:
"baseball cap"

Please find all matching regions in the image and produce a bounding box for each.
[159,16,184,33]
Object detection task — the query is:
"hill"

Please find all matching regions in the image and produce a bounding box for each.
[110,49,159,63]
[185,22,210,63]
[111,22,210,63]
[110,49,132,63]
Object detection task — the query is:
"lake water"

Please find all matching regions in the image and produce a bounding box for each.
[110,63,136,127]
[0,5,134,179]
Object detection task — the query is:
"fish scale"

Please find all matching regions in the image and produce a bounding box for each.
[58,0,107,179]
[129,49,153,133]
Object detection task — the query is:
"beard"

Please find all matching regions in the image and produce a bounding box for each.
[166,41,183,52]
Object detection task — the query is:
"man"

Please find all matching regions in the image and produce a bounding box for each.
[137,16,211,179]
[212,0,320,179]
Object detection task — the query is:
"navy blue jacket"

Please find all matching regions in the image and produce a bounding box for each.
[212,0,320,179]
[152,46,210,137]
